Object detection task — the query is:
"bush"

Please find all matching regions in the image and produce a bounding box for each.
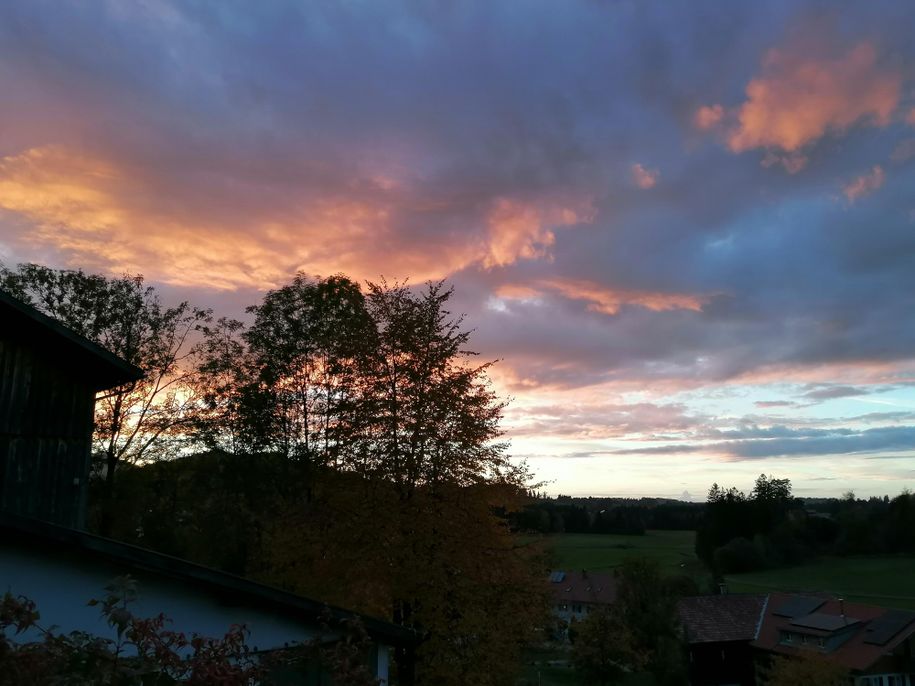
[713,537,766,573]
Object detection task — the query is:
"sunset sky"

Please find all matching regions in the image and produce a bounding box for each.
[2,1,915,500]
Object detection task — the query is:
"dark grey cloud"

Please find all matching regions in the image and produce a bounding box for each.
[617,425,915,459]
[801,385,871,401]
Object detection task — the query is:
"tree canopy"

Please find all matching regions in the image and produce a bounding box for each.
[1,264,546,684]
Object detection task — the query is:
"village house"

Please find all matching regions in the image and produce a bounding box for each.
[678,590,915,686]
[0,288,416,684]
[755,592,915,686]
[548,569,617,623]
[678,593,768,686]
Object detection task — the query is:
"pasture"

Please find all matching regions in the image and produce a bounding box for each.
[534,529,699,575]
[725,555,915,610]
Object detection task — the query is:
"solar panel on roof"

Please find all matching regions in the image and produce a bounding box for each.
[863,609,915,646]
[789,612,858,632]
[772,596,826,618]
[549,571,566,583]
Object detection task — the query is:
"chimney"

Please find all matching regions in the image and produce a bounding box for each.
[839,598,846,623]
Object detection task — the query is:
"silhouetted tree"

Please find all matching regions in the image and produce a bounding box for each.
[242,273,376,465]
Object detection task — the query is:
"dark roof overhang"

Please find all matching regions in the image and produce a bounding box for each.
[0,289,144,390]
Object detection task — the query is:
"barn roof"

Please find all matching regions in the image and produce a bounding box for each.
[0,289,143,390]
[678,594,769,643]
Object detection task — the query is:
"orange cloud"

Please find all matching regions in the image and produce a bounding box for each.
[497,278,709,316]
[693,104,724,130]
[631,163,659,189]
[483,197,593,269]
[727,42,900,153]
[0,145,594,289]
[843,165,885,202]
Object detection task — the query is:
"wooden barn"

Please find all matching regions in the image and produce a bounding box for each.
[0,288,142,529]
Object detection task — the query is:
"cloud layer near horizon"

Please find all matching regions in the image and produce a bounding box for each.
[2,0,915,497]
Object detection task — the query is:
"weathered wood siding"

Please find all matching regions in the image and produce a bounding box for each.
[0,335,97,529]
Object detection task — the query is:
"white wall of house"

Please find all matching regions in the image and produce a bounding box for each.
[0,544,324,652]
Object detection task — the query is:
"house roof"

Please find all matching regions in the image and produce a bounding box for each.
[677,594,769,643]
[0,511,418,647]
[0,289,143,391]
[753,591,915,671]
[548,570,617,605]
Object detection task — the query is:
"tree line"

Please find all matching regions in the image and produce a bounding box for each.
[512,496,703,536]
[696,474,915,574]
[0,263,547,686]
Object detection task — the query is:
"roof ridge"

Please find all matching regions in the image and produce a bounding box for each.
[754,593,770,640]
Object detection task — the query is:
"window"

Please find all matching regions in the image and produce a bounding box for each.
[572,604,582,613]
[817,637,826,648]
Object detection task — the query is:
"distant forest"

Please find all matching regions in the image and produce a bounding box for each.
[511,495,703,535]
[512,476,915,576]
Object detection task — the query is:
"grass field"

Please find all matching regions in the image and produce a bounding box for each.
[535,532,915,610]
[725,555,915,610]
[533,529,699,575]
[517,645,655,686]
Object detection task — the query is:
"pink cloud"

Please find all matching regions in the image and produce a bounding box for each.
[843,165,885,202]
[631,163,659,189]
[497,277,709,316]
[693,104,724,130]
[483,197,593,269]
[727,42,900,154]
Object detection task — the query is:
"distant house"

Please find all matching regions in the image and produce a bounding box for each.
[548,569,617,623]
[754,592,915,686]
[678,593,768,686]
[679,590,915,686]
[0,288,416,684]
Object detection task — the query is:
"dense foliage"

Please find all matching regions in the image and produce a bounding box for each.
[762,653,849,686]
[697,474,915,574]
[512,496,703,535]
[1,264,546,685]
[0,578,378,685]
[571,558,693,685]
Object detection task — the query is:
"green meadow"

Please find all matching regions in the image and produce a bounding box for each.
[532,529,700,575]
[725,555,915,610]
[534,532,915,611]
